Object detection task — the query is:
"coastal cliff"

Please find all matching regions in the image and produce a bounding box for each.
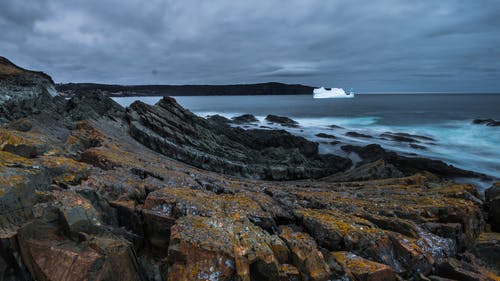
[1,56,499,281]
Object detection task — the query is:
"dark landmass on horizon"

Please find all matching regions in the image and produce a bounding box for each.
[56,82,315,96]
[56,82,500,97]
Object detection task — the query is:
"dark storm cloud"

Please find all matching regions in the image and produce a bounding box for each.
[1,0,499,92]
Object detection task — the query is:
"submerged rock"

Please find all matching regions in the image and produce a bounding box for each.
[380,132,436,143]
[346,131,373,138]
[316,133,337,139]
[473,118,500,126]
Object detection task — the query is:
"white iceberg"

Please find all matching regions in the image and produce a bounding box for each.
[313,87,354,99]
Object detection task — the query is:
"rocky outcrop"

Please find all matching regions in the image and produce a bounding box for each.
[341,144,487,179]
[0,56,58,123]
[0,56,498,281]
[126,97,351,180]
[328,251,396,281]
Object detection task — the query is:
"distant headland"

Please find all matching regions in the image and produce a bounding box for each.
[56,82,315,97]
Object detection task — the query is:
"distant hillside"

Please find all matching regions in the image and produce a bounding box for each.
[56,82,315,96]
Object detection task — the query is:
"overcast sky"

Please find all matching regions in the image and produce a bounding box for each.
[1,0,499,92]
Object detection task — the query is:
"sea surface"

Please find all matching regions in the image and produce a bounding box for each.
[113,94,500,190]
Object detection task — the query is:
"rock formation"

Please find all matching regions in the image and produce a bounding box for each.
[1,56,499,281]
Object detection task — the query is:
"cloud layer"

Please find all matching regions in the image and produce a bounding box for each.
[1,0,499,92]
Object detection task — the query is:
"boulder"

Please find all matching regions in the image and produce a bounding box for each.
[206,114,231,125]
[265,114,299,127]
[232,114,258,124]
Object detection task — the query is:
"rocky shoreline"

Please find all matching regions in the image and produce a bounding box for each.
[1,56,499,281]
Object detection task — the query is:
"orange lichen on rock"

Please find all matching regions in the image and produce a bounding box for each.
[167,216,282,281]
[330,251,396,281]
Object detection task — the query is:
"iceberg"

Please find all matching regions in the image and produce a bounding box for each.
[313,87,354,99]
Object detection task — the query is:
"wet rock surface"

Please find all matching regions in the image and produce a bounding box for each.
[473,118,500,127]
[341,144,487,179]
[231,114,259,124]
[265,114,300,127]
[1,57,499,281]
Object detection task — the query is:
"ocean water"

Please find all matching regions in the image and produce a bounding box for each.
[113,94,500,189]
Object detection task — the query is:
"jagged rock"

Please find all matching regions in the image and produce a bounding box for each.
[142,188,287,235]
[232,114,259,124]
[434,258,498,281]
[341,144,486,179]
[65,91,125,121]
[0,151,46,238]
[206,114,231,125]
[329,251,397,281]
[17,220,145,281]
[126,97,351,180]
[296,208,434,275]
[265,114,299,127]
[166,216,283,281]
[279,225,332,281]
[0,56,497,281]
[0,56,57,123]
